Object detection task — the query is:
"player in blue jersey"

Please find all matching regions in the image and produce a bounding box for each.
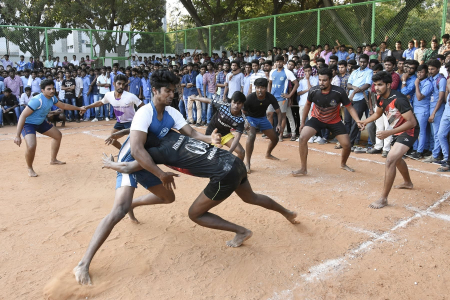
[74,70,223,285]
[14,79,86,177]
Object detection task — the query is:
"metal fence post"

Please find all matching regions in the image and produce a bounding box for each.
[184,30,187,52]
[164,33,166,55]
[44,28,49,59]
[273,16,277,47]
[316,10,320,45]
[238,21,241,52]
[128,31,132,55]
[371,2,376,43]
[442,0,448,36]
[209,26,212,55]
[89,29,94,58]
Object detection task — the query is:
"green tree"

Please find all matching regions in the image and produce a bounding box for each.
[0,0,70,58]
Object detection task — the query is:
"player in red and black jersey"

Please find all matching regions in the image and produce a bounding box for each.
[359,71,419,209]
[292,68,362,177]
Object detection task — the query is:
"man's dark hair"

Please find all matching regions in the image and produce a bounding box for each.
[245,62,252,67]
[372,63,384,72]
[337,60,348,67]
[316,58,325,64]
[384,56,397,66]
[288,59,296,65]
[329,64,337,71]
[303,64,312,70]
[113,63,119,68]
[3,88,12,93]
[231,91,246,104]
[318,67,333,79]
[427,59,441,69]
[359,54,369,61]
[114,74,128,83]
[40,79,55,90]
[329,55,338,61]
[200,64,207,69]
[251,59,259,65]
[348,59,357,66]
[230,60,239,66]
[301,55,310,61]
[442,34,450,39]
[417,64,428,73]
[254,78,268,87]
[24,86,31,92]
[409,60,419,69]
[150,69,180,91]
[398,57,406,63]
[264,60,272,66]
[369,59,379,65]
[275,55,284,62]
[350,65,359,71]
[372,71,392,84]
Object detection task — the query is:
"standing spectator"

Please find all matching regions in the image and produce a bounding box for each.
[4,69,23,98]
[81,69,92,121]
[55,71,65,101]
[74,70,83,117]
[182,63,199,124]
[62,56,69,67]
[34,57,43,69]
[248,59,267,95]
[0,54,13,69]
[223,61,244,102]
[128,68,142,99]
[346,54,373,148]
[53,57,62,67]
[97,67,111,120]
[62,71,78,122]
[30,71,41,94]
[44,55,53,68]
[378,41,392,62]
[243,63,252,96]
[15,55,26,71]
[25,57,35,70]
[364,44,378,59]
[437,79,450,169]
[19,87,32,115]
[195,64,207,126]
[335,40,348,62]
[402,40,417,59]
[141,70,151,105]
[85,55,95,67]
[397,58,406,77]
[439,34,450,54]
[309,45,318,66]
[70,55,79,66]
[392,41,404,62]
[400,60,418,103]
[216,61,229,103]
[337,60,350,93]
[422,39,439,64]
[202,61,217,124]
[424,59,447,163]
[320,44,332,64]
[296,64,317,130]
[20,69,29,89]
[88,68,100,122]
[414,40,427,63]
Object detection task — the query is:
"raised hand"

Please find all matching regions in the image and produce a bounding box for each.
[211,128,222,147]
[160,172,180,191]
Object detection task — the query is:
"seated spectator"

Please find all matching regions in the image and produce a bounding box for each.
[0,88,20,126]
[19,87,32,115]
[47,103,66,127]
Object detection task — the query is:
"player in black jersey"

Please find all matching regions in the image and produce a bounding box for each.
[358,71,419,209]
[292,68,362,177]
[188,91,246,160]
[102,130,300,247]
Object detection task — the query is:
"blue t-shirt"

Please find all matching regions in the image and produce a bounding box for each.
[269,69,296,101]
[26,94,59,125]
[82,76,91,95]
[182,71,199,96]
[196,73,204,96]
[129,76,142,96]
[412,78,433,114]
[430,74,447,113]
[142,77,151,99]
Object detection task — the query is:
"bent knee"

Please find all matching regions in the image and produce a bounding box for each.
[108,206,129,223]
[161,193,175,204]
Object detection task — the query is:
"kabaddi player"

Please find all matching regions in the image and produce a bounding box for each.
[188,91,246,160]
[74,70,224,285]
[82,74,144,149]
[14,79,86,177]
[358,71,419,209]
[243,78,282,173]
[292,68,362,176]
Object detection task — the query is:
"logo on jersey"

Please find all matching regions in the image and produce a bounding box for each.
[330,99,337,107]
[280,77,284,81]
[158,127,169,138]
[172,136,185,150]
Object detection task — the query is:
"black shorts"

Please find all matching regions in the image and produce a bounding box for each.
[114,121,132,130]
[204,159,248,201]
[392,130,419,149]
[305,117,347,136]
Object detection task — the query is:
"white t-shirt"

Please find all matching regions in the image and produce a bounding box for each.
[249,70,267,93]
[331,75,341,87]
[19,92,32,105]
[70,60,79,66]
[298,76,319,106]
[97,74,110,95]
[130,103,187,135]
[101,91,142,123]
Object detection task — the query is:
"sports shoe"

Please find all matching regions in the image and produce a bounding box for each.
[410,152,423,160]
[91,118,98,122]
[382,150,389,158]
[316,137,326,145]
[367,148,382,154]
[423,156,438,163]
[105,117,110,121]
[308,136,316,143]
[354,147,367,153]
[432,160,448,165]
[423,150,433,157]
[195,122,202,127]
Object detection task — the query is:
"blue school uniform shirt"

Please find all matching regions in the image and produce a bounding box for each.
[429,73,447,113]
[412,78,433,114]
[400,74,417,103]
[82,76,91,95]
[196,73,204,96]
[31,78,41,93]
[182,71,199,97]
[142,77,151,99]
[26,93,59,125]
[336,51,348,61]
[129,76,142,96]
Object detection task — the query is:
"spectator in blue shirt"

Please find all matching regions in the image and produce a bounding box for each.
[81,69,93,121]
[347,54,373,147]
[15,55,26,71]
[110,63,124,92]
[410,65,433,158]
[182,63,199,124]
[402,40,417,59]
[21,70,29,89]
[216,62,229,100]
[25,57,35,70]
[195,64,207,125]
[400,60,418,103]
[30,71,42,94]
[424,59,447,162]
[335,41,349,62]
[141,70,151,105]
[128,68,142,98]
[347,47,356,61]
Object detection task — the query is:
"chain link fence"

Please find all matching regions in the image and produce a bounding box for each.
[0,0,448,64]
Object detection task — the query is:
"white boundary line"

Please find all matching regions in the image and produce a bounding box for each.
[269,191,450,300]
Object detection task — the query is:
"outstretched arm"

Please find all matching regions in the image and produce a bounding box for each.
[101,153,143,173]
[189,95,212,104]
[179,125,222,147]
[55,101,86,113]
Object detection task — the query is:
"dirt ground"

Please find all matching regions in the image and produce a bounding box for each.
[1,121,449,300]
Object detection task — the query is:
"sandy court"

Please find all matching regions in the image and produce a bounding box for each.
[0,121,449,299]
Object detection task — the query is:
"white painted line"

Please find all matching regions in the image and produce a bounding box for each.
[406,206,450,222]
[269,191,450,300]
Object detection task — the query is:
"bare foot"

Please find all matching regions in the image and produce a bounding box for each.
[245,163,251,174]
[265,154,279,160]
[341,165,354,172]
[285,210,300,224]
[278,136,283,142]
[128,209,140,224]
[394,182,413,189]
[226,229,253,247]
[291,169,307,177]
[50,160,66,165]
[28,168,38,177]
[73,264,92,285]
[369,198,388,209]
